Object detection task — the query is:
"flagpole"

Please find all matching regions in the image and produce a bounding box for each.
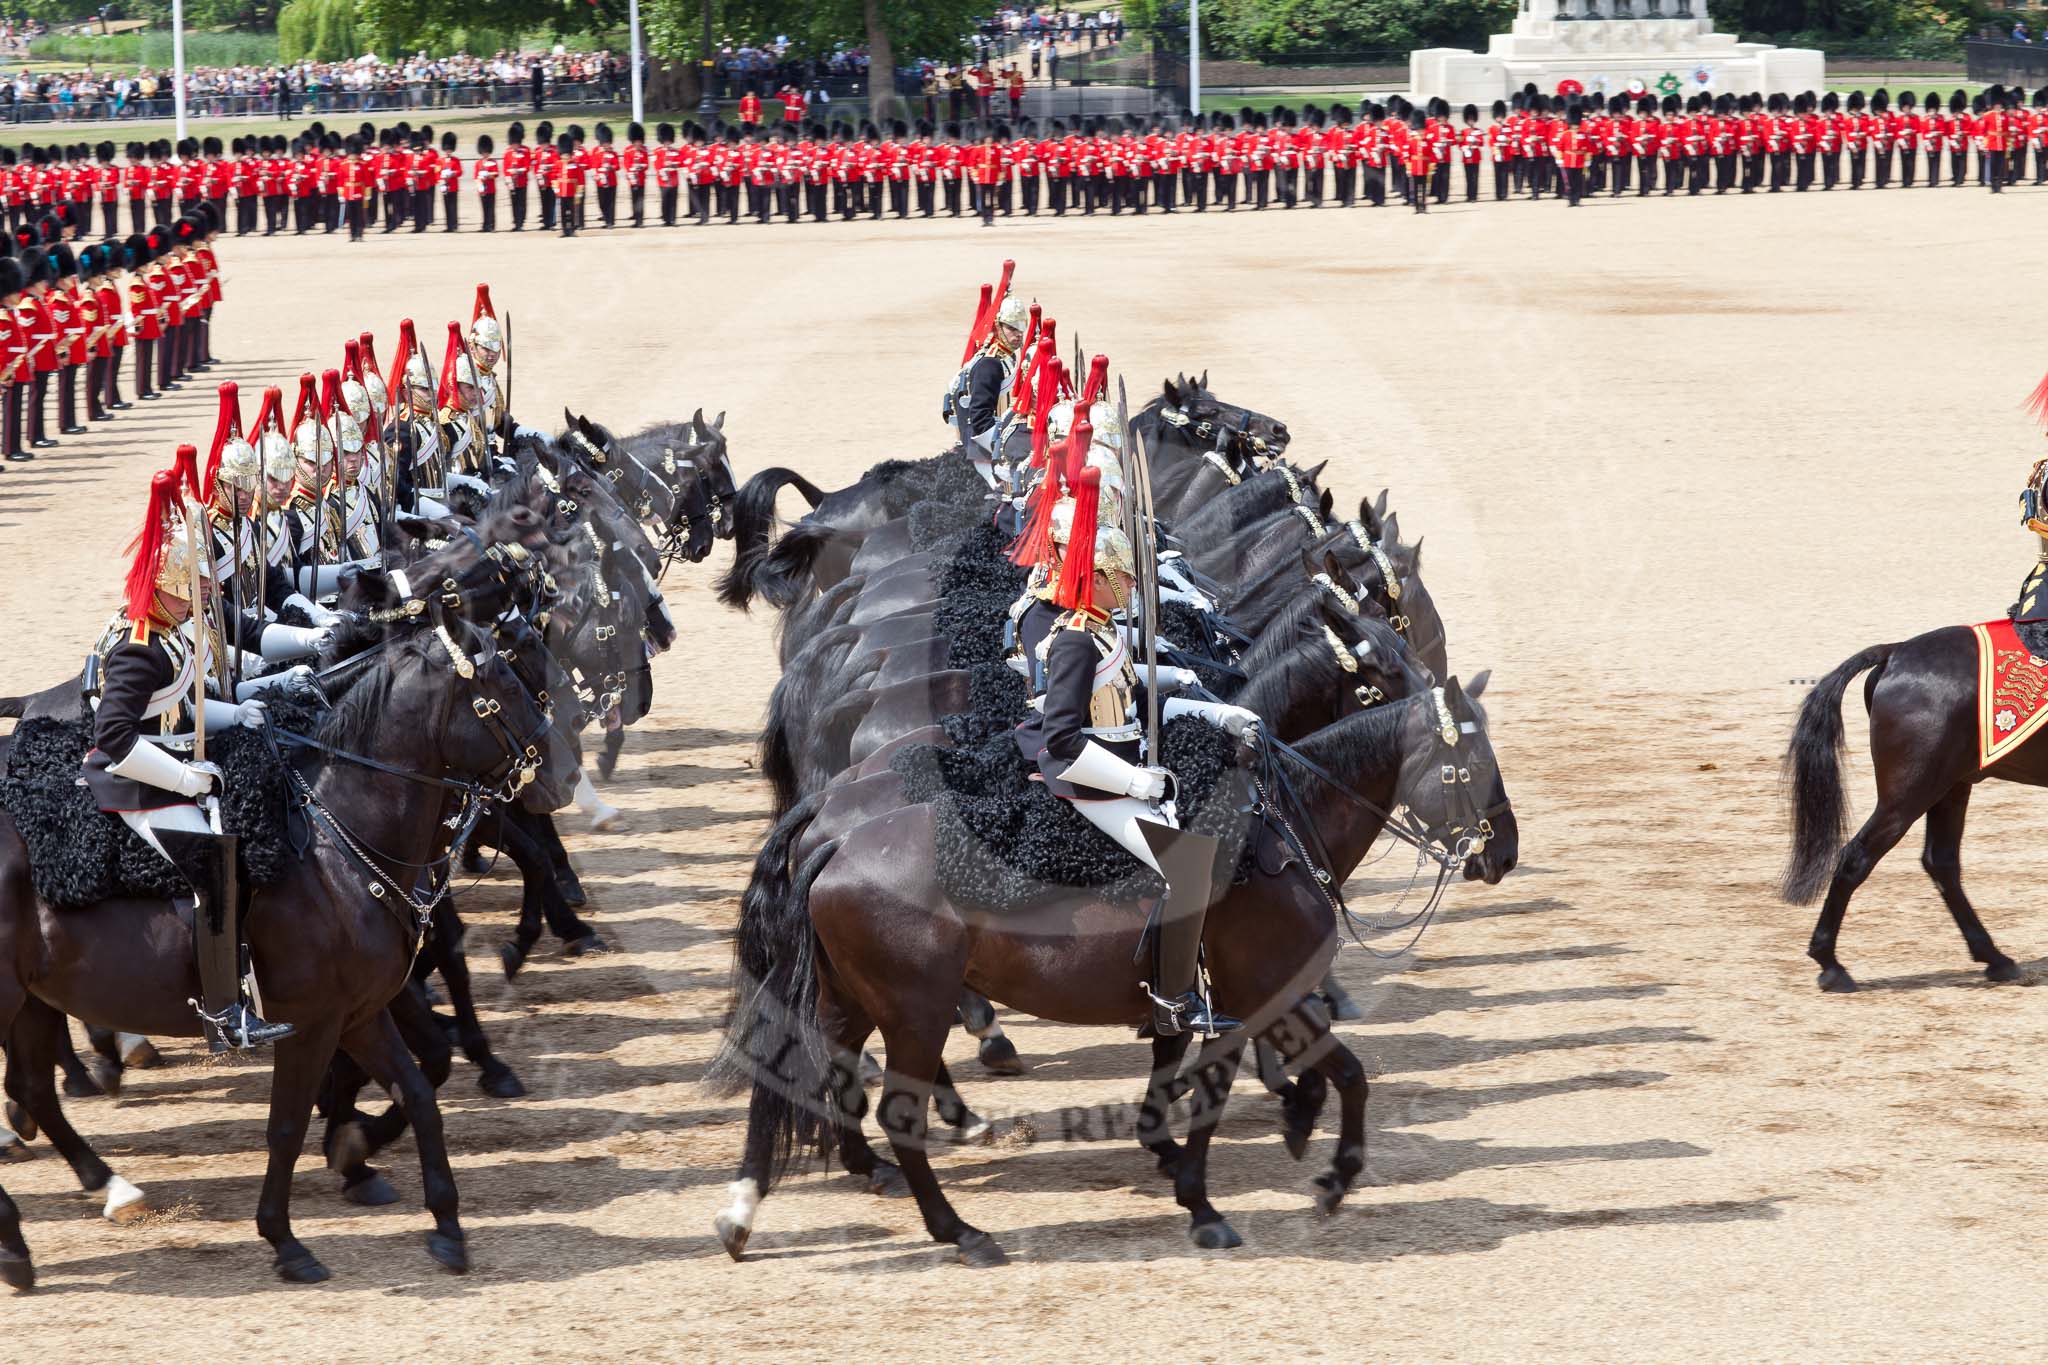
[1189,0,1201,117]
[629,0,645,125]
[172,0,187,142]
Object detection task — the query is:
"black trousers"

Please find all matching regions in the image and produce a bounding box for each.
[1874,147,1893,187]
[28,369,50,444]
[134,337,155,399]
[346,198,366,239]
[540,184,557,228]
[129,198,147,233]
[944,180,962,215]
[442,191,459,230]
[103,346,123,409]
[1462,162,1479,201]
[510,183,529,228]
[561,191,580,233]
[479,196,496,231]
[1021,175,1040,214]
[3,379,21,456]
[85,354,106,420]
[1795,151,1816,190]
[597,184,617,226]
[1847,149,1866,188]
[690,184,709,223]
[1900,147,1917,187]
[383,189,407,230]
[890,181,909,216]
[916,181,935,216]
[660,185,678,224]
[414,188,435,230]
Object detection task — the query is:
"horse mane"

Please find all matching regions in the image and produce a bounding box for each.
[1280,698,1413,788]
[318,642,403,752]
[1236,629,1350,719]
[1236,586,1328,678]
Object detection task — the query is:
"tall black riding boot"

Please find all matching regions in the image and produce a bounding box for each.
[1137,823,1240,1038]
[155,829,294,1055]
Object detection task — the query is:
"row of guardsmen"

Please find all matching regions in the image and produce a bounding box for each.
[0,200,221,467]
[3,83,2041,244]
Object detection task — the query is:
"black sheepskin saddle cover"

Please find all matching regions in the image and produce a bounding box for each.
[874,448,992,520]
[890,716,1250,914]
[0,695,319,908]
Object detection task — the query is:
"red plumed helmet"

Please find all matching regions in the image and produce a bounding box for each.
[1079,354,1109,409]
[173,440,202,502]
[251,385,285,441]
[473,283,496,326]
[2025,366,2048,431]
[288,372,319,434]
[125,468,185,622]
[1008,448,1064,568]
[320,367,345,422]
[342,338,362,383]
[1054,461,1101,614]
[200,380,242,496]
[962,283,993,365]
[435,320,470,412]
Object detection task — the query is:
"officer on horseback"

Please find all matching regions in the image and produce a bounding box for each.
[81,470,300,1052]
[1014,466,1260,1037]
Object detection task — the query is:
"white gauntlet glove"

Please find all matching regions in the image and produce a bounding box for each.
[235,698,268,730]
[180,760,224,798]
[259,623,332,661]
[1163,697,1261,736]
[283,592,340,627]
[1124,765,1170,801]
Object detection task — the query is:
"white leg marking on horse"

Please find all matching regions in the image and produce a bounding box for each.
[102,1175,147,1223]
[720,1178,761,1232]
[575,771,622,831]
[966,1019,1006,1041]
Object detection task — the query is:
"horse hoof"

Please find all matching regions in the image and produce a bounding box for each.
[0,1137,31,1162]
[953,1116,992,1143]
[1816,965,1859,993]
[713,1212,750,1261]
[101,1176,147,1224]
[1311,1173,1347,1217]
[859,1052,882,1085]
[587,804,622,833]
[61,1073,103,1099]
[867,1164,911,1198]
[562,933,608,958]
[479,1068,527,1100]
[86,1056,122,1099]
[1322,986,1365,1022]
[121,1038,161,1069]
[555,868,588,907]
[1985,959,2025,984]
[1190,1219,1243,1250]
[977,1035,1026,1076]
[3,1103,33,1144]
[275,1250,331,1284]
[327,1122,370,1174]
[500,943,526,979]
[0,1251,32,1292]
[426,1230,469,1274]
[343,1172,400,1206]
[1283,1125,1312,1162]
[955,1229,1008,1268]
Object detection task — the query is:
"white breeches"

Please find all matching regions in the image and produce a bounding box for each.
[1071,797,1175,874]
[119,803,211,861]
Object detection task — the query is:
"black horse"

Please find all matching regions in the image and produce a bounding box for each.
[1782,625,2038,990]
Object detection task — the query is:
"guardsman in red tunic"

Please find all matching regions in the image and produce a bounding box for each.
[1554,105,1589,207]
[504,121,532,229]
[473,134,500,232]
[1456,103,1484,201]
[1399,112,1435,213]
[341,136,370,241]
[623,121,649,226]
[437,130,463,232]
[553,131,586,233]
[20,244,59,449]
[738,89,763,128]
[0,254,24,462]
[94,239,129,415]
[1978,93,2010,194]
[410,132,440,231]
[781,85,806,126]
[533,120,559,228]
[969,131,1002,227]
[653,122,681,225]
[1815,92,1842,190]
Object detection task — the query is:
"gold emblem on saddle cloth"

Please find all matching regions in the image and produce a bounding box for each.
[1972,619,2048,768]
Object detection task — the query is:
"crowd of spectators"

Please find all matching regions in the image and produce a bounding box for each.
[0,47,630,124]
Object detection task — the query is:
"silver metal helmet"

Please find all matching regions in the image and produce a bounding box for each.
[995,295,1029,333]
[340,377,371,427]
[215,434,261,494]
[259,429,295,483]
[1045,399,1076,441]
[333,409,365,456]
[1087,400,1122,452]
[293,416,336,467]
[470,315,502,366]
[363,371,390,413]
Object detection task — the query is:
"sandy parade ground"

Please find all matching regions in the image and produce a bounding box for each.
[3,184,2048,1361]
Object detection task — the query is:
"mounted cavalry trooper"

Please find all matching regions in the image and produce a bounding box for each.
[944,269,1027,486]
[389,318,447,503]
[202,382,340,656]
[1012,462,1261,1038]
[436,321,489,481]
[81,469,308,1052]
[468,284,507,442]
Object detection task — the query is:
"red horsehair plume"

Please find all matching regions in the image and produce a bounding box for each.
[1079,354,1109,409]
[961,284,993,365]
[200,381,241,497]
[2026,366,2048,430]
[125,468,184,622]
[288,372,319,434]
[1008,443,1064,568]
[962,259,1016,362]
[251,385,286,442]
[173,441,202,503]
[343,338,362,384]
[1029,350,1062,470]
[1010,304,1042,406]
[1055,461,1101,614]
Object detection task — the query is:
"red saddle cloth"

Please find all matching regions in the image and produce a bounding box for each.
[1972,618,2048,768]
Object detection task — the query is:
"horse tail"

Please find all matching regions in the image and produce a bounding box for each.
[0,695,21,720]
[753,521,837,612]
[1780,643,1894,905]
[707,798,838,1187]
[715,467,826,611]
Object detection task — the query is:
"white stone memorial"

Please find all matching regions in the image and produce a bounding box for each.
[1411,0,1824,107]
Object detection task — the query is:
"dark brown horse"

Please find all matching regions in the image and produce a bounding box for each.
[711,680,1513,1266]
[1783,626,2040,991]
[0,616,576,1287]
